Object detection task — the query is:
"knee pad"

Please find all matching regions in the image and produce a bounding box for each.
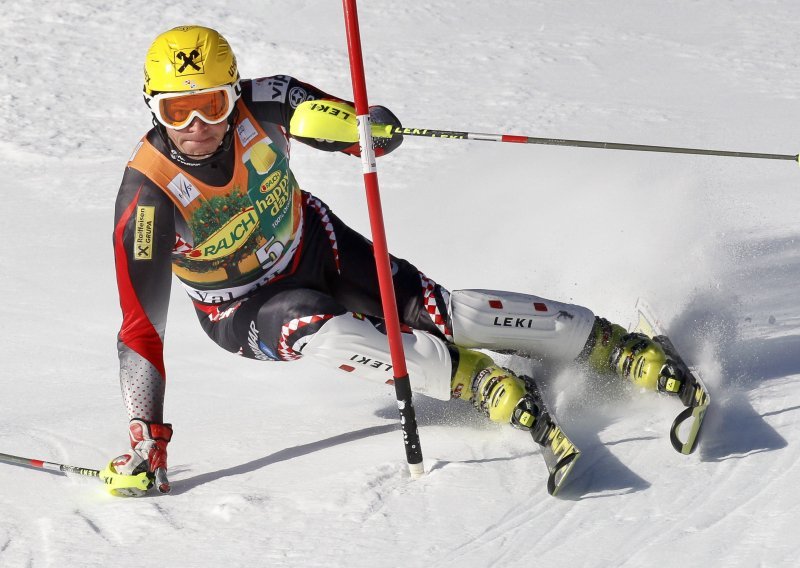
[298,313,454,401]
[449,289,595,362]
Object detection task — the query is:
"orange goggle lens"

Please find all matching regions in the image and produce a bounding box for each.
[157,89,232,128]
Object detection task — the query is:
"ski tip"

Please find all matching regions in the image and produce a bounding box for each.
[670,403,709,455]
[547,451,580,497]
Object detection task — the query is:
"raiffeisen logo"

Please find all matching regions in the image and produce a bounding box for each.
[189,208,259,260]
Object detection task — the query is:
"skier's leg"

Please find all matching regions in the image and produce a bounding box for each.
[193,287,565,429]
[449,289,680,394]
[294,310,454,400]
[194,284,453,399]
[299,310,551,429]
[448,289,595,362]
[302,197,672,403]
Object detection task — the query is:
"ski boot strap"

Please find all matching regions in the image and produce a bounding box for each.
[510,395,554,446]
[515,376,555,446]
[658,362,684,395]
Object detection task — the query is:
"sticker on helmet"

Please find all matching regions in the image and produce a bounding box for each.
[173,49,204,76]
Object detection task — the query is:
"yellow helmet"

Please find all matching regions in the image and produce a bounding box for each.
[143,25,239,95]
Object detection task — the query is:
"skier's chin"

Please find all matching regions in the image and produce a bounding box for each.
[166,121,228,158]
[178,139,221,158]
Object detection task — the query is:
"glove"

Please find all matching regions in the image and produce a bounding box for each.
[367,105,403,156]
[339,105,404,157]
[101,419,173,497]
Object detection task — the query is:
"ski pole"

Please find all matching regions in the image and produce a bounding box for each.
[0,451,101,478]
[342,0,424,479]
[289,100,799,164]
[373,126,800,163]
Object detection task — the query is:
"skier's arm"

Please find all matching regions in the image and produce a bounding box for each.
[243,75,403,156]
[113,167,175,424]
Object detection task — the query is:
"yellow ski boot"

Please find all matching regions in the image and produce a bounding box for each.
[449,347,540,429]
[583,317,683,394]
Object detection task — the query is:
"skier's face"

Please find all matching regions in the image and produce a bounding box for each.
[165,117,228,158]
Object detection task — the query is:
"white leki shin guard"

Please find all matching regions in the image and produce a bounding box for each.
[296,313,454,401]
[449,289,596,362]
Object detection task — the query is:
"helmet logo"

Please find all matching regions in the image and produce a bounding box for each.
[174,49,203,75]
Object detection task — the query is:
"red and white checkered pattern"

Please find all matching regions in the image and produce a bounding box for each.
[278,313,334,361]
[173,233,193,254]
[419,273,452,341]
[194,300,243,323]
[305,195,340,273]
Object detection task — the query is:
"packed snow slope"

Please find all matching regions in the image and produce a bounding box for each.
[2,1,799,566]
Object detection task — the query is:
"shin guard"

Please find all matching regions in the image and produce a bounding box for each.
[449,289,595,362]
[297,313,454,401]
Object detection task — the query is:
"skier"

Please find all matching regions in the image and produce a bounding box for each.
[106,25,681,495]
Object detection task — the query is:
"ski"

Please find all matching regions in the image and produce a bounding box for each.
[520,375,581,496]
[631,299,711,454]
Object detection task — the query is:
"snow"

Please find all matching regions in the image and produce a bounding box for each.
[2,1,800,566]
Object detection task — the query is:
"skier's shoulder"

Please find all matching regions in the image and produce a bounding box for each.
[242,75,336,113]
[120,130,157,180]
[116,130,179,208]
[122,130,170,179]
[243,75,312,105]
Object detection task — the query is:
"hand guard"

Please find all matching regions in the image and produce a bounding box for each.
[367,105,403,156]
[340,105,403,157]
[100,419,173,497]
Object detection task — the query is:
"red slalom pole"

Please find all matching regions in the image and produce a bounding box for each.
[342,0,424,478]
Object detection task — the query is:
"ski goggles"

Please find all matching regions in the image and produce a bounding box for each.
[146,83,240,130]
